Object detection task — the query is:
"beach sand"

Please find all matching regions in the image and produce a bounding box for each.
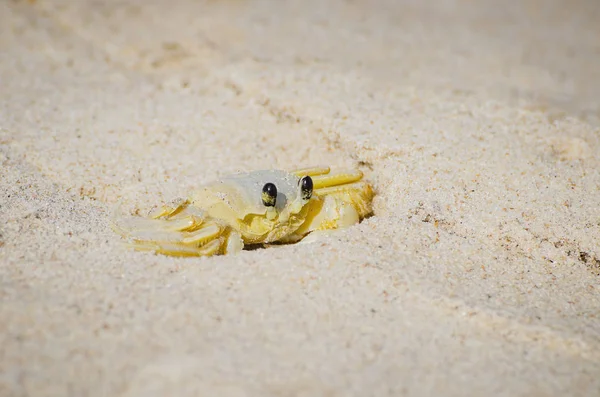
[1,0,599,396]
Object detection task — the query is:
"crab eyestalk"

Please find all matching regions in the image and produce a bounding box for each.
[262,182,278,220]
[299,176,313,201]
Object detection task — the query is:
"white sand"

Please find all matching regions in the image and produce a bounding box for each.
[1,0,599,396]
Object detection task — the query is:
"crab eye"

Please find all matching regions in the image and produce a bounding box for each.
[299,176,313,200]
[262,182,277,207]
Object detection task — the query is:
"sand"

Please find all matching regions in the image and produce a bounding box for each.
[1,0,599,396]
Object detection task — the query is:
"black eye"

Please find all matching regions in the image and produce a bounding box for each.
[300,176,313,200]
[262,182,277,207]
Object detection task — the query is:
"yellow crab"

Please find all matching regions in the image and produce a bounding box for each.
[112,166,374,256]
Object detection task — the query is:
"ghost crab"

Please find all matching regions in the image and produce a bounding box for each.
[112,166,374,256]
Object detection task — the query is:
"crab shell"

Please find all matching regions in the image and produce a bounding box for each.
[112,166,374,257]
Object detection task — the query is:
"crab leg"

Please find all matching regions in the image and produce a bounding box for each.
[310,169,364,189]
[111,199,240,257]
[314,181,374,218]
[148,198,189,219]
[130,237,224,257]
[290,166,331,177]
